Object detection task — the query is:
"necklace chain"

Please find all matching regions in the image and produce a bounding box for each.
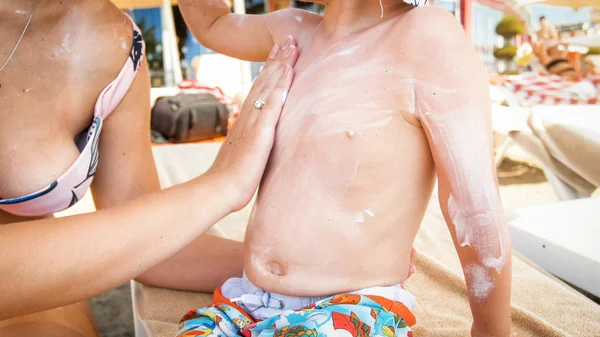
[0,0,38,73]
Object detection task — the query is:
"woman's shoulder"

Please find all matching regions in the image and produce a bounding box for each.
[54,0,137,77]
[56,0,132,35]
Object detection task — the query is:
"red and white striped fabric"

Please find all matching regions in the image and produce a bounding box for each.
[178,80,241,118]
[499,74,600,106]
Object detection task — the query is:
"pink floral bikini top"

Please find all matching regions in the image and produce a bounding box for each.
[0,15,145,217]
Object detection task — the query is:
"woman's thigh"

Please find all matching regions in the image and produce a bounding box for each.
[0,301,100,337]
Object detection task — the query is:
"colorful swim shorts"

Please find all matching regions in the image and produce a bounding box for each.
[176,274,417,337]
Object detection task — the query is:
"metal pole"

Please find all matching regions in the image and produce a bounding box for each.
[233,0,246,14]
[161,0,183,86]
[460,0,473,37]
[233,0,253,86]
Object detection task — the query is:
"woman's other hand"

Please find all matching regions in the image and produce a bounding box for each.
[205,37,299,211]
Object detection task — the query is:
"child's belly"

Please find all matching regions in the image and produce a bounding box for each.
[243,92,436,296]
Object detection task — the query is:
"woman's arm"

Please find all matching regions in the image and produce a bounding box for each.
[134,234,244,291]
[89,48,244,291]
[0,168,232,319]
[179,0,319,61]
[402,8,512,337]
[0,42,299,320]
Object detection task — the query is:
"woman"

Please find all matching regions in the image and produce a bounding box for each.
[0,0,299,336]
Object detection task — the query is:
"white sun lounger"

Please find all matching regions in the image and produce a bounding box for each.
[489,77,600,200]
[508,105,600,200]
[507,197,600,298]
[501,104,600,298]
[192,53,252,108]
[490,104,531,167]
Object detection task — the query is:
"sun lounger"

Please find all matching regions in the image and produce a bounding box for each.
[508,105,600,200]
[491,104,531,167]
[490,76,600,200]
[132,142,600,337]
[507,197,600,299]
[191,54,252,108]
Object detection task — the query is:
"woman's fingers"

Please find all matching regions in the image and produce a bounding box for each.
[251,39,299,117]
[259,65,294,127]
[242,44,281,109]
[257,38,298,103]
[244,37,298,112]
[260,36,297,80]
[253,45,298,127]
[268,43,281,61]
[205,37,300,210]
[279,36,299,68]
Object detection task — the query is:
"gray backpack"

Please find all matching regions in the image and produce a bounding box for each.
[151,93,229,143]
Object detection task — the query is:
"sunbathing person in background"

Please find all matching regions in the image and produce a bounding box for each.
[535,42,580,81]
[177,0,512,336]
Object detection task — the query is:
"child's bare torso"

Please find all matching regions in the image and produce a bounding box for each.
[244,17,436,296]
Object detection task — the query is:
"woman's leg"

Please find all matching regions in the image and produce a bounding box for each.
[0,301,100,337]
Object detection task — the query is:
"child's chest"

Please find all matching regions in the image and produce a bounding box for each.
[277,41,412,143]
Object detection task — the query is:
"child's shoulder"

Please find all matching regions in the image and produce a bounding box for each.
[387,6,471,63]
[267,8,322,46]
[393,5,465,41]
[271,7,323,32]
[383,6,481,87]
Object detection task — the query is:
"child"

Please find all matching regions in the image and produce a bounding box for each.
[176,0,512,336]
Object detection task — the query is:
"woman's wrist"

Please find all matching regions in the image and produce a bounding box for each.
[194,170,245,215]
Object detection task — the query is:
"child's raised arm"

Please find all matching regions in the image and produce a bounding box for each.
[180,0,316,61]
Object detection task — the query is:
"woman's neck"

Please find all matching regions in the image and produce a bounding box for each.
[319,0,411,39]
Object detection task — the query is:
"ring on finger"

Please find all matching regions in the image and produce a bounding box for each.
[253,98,266,110]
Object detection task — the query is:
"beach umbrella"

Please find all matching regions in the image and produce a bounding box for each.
[515,0,600,9]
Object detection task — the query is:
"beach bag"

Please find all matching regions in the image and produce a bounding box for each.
[151,92,229,143]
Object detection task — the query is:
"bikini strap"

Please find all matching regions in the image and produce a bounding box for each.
[94,14,145,119]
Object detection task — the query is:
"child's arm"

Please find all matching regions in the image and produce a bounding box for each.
[179,0,318,61]
[422,94,512,337]
[403,7,512,337]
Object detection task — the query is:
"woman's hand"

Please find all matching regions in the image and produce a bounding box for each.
[205,37,299,212]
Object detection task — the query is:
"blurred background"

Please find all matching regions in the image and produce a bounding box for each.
[111,0,598,86]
